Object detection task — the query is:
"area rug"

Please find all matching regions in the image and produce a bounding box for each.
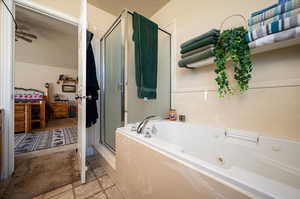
[15,127,77,154]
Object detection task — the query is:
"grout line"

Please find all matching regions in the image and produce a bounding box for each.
[114,184,126,199]
[43,186,73,199]
[93,167,110,199]
[85,189,107,199]
[72,150,79,199]
[72,184,77,199]
[94,166,125,199]
[173,84,300,94]
[97,156,127,199]
[95,171,109,179]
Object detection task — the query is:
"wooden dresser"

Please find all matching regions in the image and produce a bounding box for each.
[15,103,31,133]
[50,102,69,119]
[15,101,46,133]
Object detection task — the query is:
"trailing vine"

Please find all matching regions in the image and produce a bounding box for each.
[213,27,252,97]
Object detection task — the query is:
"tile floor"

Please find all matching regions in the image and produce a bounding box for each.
[31,155,124,199]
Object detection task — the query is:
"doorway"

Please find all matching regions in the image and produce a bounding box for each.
[14,5,79,155]
[0,0,88,185]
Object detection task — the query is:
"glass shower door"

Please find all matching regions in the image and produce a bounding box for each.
[102,22,123,150]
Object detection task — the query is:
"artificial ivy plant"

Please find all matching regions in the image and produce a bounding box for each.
[213,27,252,97]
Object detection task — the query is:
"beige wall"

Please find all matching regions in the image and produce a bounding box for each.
[151,0,300,140]
[15,20,78,69]
[30,0,116,38]
[87,4,116,38]
[30,0,81,18]
[15,62,77,102]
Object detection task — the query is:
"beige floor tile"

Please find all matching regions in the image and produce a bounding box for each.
[93,167,106,177]
[72,170,96,188]
[89,191,107,199]
[44,184,72,199]
[32,195,44,199]
[105,186,123,199]
[74,180,102,199]
[72,180,81,188]
[89,159,102,169]
[86,170,97,183]
[99,175,114,189]
[50,190,74,199]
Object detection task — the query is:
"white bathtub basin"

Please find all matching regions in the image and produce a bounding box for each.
[118,121,300,199]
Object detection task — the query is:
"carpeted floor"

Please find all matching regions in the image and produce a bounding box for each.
[0,150,80,199]
[15,127,77,155]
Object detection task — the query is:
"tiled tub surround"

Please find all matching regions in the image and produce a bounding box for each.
[151,0,300,141]
[116,121,300,199]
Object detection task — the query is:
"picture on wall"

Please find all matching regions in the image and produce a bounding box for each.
[62,85,76,93]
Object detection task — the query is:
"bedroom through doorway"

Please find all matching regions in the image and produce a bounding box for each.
[14,5,79,155]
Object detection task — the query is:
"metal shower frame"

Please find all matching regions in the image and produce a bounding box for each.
[99,9,172,152]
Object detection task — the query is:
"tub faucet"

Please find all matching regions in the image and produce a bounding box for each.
[137,115,161,135]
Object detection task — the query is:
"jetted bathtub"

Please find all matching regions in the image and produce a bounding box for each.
[116,121,300,199]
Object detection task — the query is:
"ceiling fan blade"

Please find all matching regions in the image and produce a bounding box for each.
[16,34,32,43]
[16,21,30,31]
[16,31,37,39]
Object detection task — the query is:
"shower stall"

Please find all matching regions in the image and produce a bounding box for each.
[100,10,172,151]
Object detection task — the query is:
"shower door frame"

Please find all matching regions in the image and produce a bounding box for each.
[100,9,172,152]
[100,10,126,152]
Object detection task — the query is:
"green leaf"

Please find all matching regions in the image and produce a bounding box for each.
[213,27,252,97]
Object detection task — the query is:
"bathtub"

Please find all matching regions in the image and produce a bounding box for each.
[115,121,300,199]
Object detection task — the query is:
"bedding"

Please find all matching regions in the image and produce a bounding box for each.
[14,88,44,102]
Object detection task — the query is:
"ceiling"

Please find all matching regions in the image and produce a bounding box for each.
[88,0,170,17]
[15,6,78,69]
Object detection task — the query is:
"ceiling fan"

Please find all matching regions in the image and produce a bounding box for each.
[1,0,37,43]
[15,21,38,43]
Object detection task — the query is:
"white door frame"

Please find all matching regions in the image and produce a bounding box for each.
[0,0,14,179]
[0,0,82,179]
[77,0,87,183]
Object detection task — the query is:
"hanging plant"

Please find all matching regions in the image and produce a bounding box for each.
[213,26,252,97]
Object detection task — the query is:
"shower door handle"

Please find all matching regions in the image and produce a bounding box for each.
[118,82,123,90]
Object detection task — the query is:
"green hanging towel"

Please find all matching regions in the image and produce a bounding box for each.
[133,12,158,99]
